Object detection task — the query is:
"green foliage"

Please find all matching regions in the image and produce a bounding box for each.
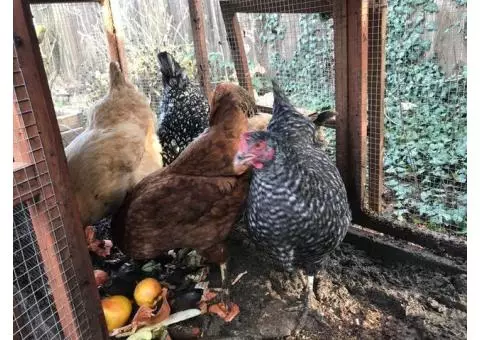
[255,1,467,233]
[258,14,286,43]
[383,0,467,231]
[255,13,337,158]
[208,51,237,84]
[256,13,335,111]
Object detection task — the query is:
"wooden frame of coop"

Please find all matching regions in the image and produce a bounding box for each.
[13,0,466,339]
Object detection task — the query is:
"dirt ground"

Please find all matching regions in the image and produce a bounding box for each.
[210,236,466,340]
[93,220,467,340]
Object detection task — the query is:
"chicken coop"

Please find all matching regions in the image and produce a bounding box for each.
[13,0,467,338]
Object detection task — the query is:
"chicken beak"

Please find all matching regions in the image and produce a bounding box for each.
[234,153,255,167]
[233,152,255,174]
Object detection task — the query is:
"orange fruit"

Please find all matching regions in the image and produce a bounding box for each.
[134,278,162,308]
[101,295,132,332]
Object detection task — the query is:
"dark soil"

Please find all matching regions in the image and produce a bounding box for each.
[92,219,466,340]
[211,235,467,340]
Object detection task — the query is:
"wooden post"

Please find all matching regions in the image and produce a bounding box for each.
[334,0,368,217]
[333,0,349,188]
[219,3,254,96]
[367,0,387,212]
[347,0,369,217]
[188,0,212,97]
[13,0,108,338]
[101,0,128,75]
[14,42,80,340]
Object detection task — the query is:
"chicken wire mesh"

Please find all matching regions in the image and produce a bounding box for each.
[218,0,337,159]
[366,0,467,234]
[31,2,110,149]
[112,0,198,114]
[13,44,91,339]
[29,0,337,158]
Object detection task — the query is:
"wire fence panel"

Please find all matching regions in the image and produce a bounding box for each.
[366,0,467,234]
[112,0,200,114]
[13,203,63,340]
[13,43,92,339]
[217,0,337,159]
[31,3,110,149]
[29,1,337,160]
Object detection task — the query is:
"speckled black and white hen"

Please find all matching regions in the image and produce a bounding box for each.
[233,81,351,334]
[157,51,209,165]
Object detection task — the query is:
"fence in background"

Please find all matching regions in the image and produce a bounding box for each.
[366,0,467,234]
[29,0,467,232]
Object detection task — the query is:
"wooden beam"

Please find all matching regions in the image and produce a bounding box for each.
[220,0,333,14]
[333,0,349,187]
[219,0,380,13]
[101,0,128,75]
[220,4,254,96]
[188,0,212,97]
[345,225,466,274]
[354,210,467,260]
[29,205,79,339]
[13,95,33,165]
[346,0,369,217]
[13,41,79,340]
[367,0,387,212]
[13,0,108,338]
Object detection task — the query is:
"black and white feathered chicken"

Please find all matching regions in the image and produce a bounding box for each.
[157,51,209,165]
[233,81,351,334]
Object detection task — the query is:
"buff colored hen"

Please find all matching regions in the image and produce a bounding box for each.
[66,62,163,228]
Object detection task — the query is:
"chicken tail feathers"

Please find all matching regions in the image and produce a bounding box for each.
[158,51,184,80]
[109,61,126,89]
[272,80,294,116]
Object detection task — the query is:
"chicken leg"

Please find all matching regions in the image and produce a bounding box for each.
[294,274,325,335]
[201,244,240,321]
[220,262,230,306]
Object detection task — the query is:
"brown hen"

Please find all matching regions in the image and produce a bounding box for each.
[110,83,253,308]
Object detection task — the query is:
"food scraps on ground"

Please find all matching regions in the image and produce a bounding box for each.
[200,290,217,303]
[85,225,113,257]
[111,287,171,337]
[94,269,109,287]
[134,278,163,308]
[231,271,248,286]
[124,309,202,340]
[101,295,133,332]
[208,302,240,323]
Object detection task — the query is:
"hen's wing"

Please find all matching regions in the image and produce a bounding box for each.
[111,172,249,259]
[65,124,145,225]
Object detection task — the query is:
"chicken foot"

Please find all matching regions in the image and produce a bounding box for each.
[204,262,240,323]
[201,244,240,322]
[293,275,325,335]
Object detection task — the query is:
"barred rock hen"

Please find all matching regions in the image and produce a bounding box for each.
[234,81,351,334]
[111,83,255,314]
[156,51,210,165]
